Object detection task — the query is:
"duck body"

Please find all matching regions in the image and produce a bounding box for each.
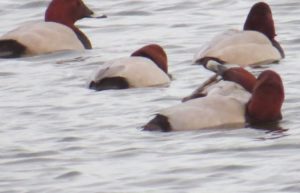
[194,2,284,67]
[89,44,171,91]
[194,29,282,67]
[89,57,171,90]
[145,81,250,131]
[0,22,85,56]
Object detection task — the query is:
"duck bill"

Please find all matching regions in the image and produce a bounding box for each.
[81,1,107,19]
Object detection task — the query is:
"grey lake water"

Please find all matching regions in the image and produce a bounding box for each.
[1,0,300,192]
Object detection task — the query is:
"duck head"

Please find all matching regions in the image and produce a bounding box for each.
[131,44,168,74]
[222,67,257,92]
[243,2,276,40]
[45,0,94,26]
[246,70,284,123]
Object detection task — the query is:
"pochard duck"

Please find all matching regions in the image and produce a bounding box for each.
[143,66,284,132]
[193,2,284,67]
[0,0,104,58]
[89,44,171,91]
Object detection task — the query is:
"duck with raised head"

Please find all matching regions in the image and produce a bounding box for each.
[144,66,284,132]
[194,2,284,67]
[89,44,171,91]
[0,0,106,58]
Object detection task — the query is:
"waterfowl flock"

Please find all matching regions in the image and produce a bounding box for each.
[0,0,286,132]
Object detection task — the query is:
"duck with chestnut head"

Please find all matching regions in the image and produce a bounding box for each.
[0,0,106,58]
[89,44,171,91]
[144,65,284,132]
[194,2,284,67]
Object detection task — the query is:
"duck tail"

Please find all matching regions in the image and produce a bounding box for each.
[0,39,26,58]
[89,77,130,91]
[143,114,172,132]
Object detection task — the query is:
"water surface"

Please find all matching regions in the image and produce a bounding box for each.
[0,0,300,192]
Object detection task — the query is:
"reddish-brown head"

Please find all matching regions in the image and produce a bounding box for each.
[247,70,284,124]
[222,67,257,92]
[243,2,276,40]
[131,44,168,73]
[45,0,94,26]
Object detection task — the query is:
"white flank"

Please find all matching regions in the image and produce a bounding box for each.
[90,57,171,87]
[193,29,282,67]
[0,22,84,55]
[159,81,251,131]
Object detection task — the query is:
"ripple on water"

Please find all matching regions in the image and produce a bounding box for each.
[55,171,82,180]
[0,0,300,193]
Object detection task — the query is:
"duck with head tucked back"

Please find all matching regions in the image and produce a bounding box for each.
[144,65,284,132]
[0,0,106,58]
[194,2,284,67]
[89,44,171,91]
